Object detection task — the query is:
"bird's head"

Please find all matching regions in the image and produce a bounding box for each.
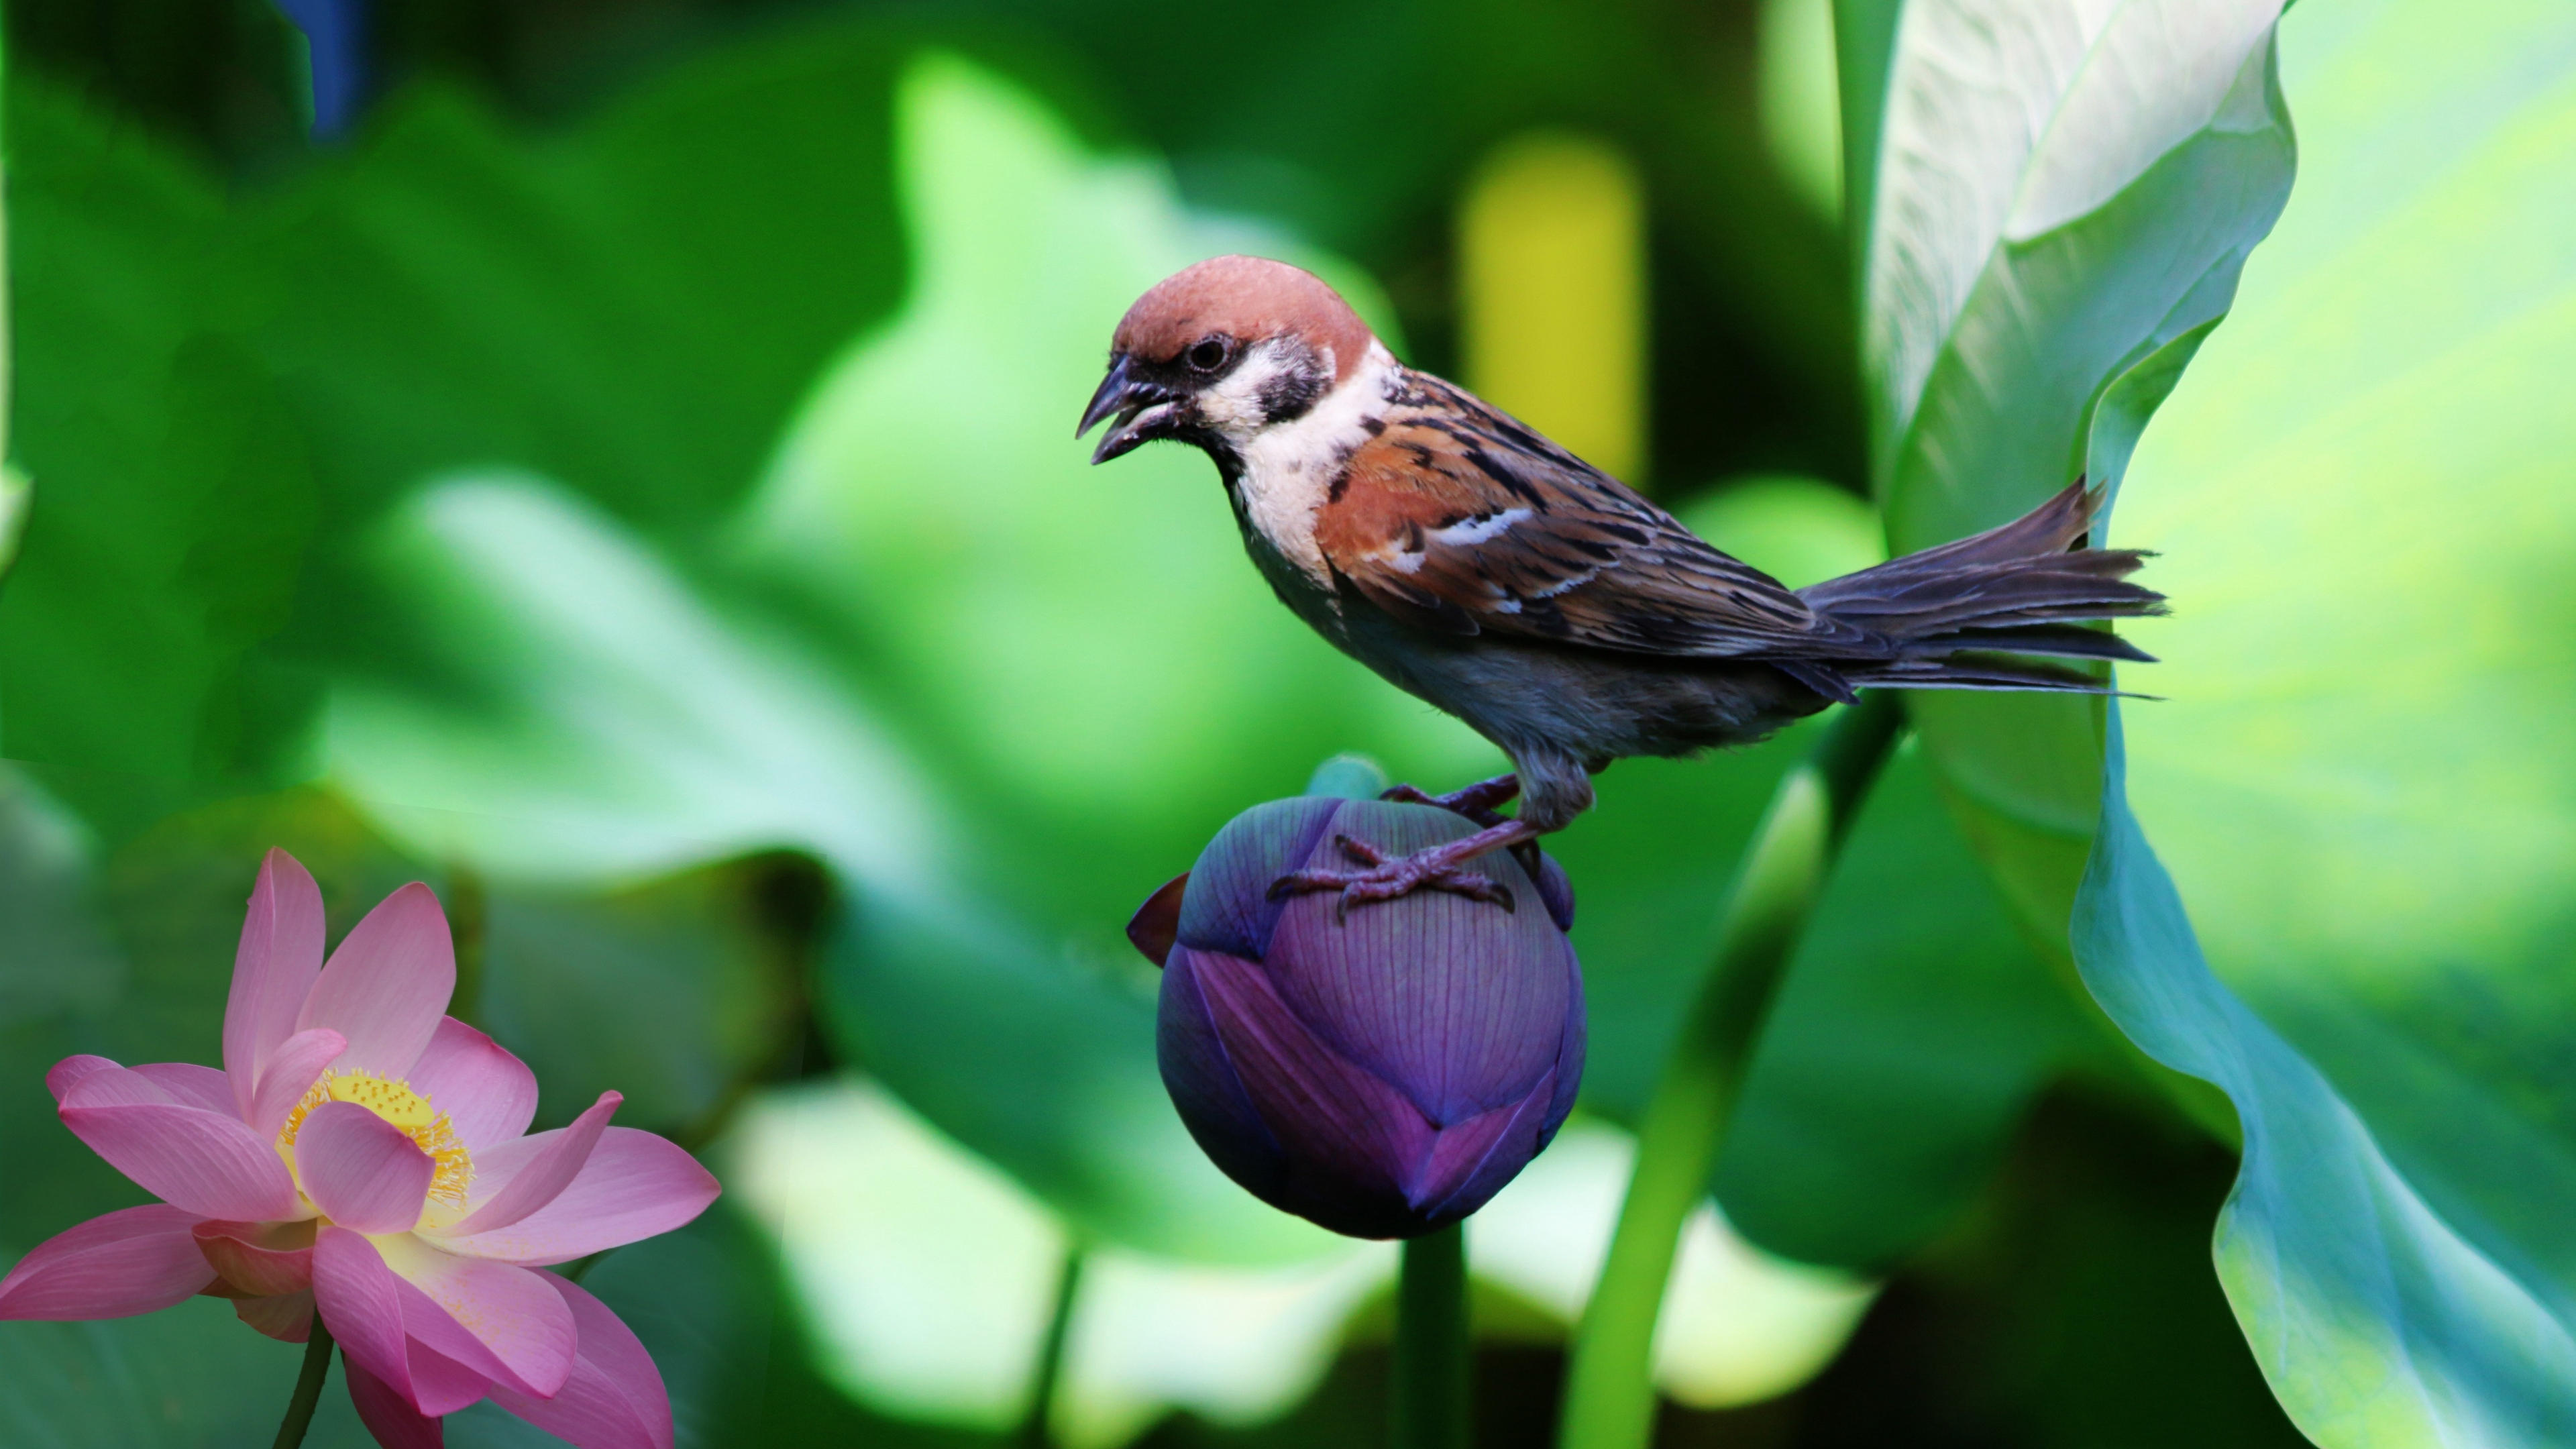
[1078,255,1379,466]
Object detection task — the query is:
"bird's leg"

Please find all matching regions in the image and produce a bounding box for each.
[1380,773,1543,880]
[1267,816,1544,921]
[1379,773,1521,827]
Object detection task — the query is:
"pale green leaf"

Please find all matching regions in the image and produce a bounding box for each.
[1863,0,2295,912]
[1860,0,2576,1436]
[2084,0,2576,1436]
[2078,721,2576,1443]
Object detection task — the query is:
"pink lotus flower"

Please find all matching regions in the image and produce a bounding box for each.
[0,849,720,1448]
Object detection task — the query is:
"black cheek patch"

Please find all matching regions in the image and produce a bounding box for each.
[1256,362,1329,423]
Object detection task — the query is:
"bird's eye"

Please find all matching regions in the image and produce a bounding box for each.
[1186,338,1231,372]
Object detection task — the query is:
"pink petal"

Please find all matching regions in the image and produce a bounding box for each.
[132,1063,235,1116]
[298,1101,435,1233]
[444,1093,621,1238]
[0,1205,213,1319]
[58,1064,173,1108]
[193,1218,317,1297]
[376,1232,576,1399]
[430,1130,717,1266]
[344,1352,451,1448]
[408,1332,502,1416]
[314,1226,418,1405]
[59,1068,299,1221]
[224,849,327,1119]
[250,1028,348,1138]
[232,1289,314,1342]
[297,881,454,1081]
[488,1274,674,1449]
[315,1231,498,1419]
[407,1018,537,1152]
[47,1055,123,1104]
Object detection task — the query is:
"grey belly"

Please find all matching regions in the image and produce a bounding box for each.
[1332,605,1823,766]
[1240,538,1824,824]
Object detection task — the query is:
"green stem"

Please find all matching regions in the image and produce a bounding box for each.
[1558,694,1904,1449]
[1018,1242,1086,1448]
[1393,1222,1468,1449]
[270,1314,336,1449]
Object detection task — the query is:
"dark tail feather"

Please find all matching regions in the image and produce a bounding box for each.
[1803,478,2104,600]
[1788,479,2163,696]
[1903,621,2157,663]
[1830,653,2157,696]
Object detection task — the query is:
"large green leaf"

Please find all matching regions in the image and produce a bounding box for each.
[247,20,910,546]
[0,19,919,805]
[0,769,119,1026]
[2081,0,2576,1436]
[1717,741,2126,1269]
[2079,721,2576,1442]
[473,864,803,1135]
[1851,0,2576,1436]
[0,87,317,792]
[1851,0,2296,956]
[0,1298,374,1449]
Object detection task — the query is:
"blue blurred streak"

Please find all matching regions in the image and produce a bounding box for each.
[272,0,366,138]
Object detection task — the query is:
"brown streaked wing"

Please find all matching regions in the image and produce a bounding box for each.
[1312,382,1872,657]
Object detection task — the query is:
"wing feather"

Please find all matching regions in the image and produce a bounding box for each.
[1313,376,1877,658]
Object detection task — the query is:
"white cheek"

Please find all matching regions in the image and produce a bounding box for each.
[1234,344,1401,589]
[1199,350,1290,436]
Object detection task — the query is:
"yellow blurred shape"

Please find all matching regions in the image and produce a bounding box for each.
[1458,134,1646,485]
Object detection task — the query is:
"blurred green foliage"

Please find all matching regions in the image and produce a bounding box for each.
[9,0,1861,491]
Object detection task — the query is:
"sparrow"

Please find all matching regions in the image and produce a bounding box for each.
[1079,255,2161,914]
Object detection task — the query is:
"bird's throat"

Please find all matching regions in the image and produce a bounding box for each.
[1224,345,1400,592]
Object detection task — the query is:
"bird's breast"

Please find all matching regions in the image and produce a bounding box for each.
[1228,451,1339,593]
[1226,345,1401,594]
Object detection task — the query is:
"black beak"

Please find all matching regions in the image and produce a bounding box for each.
[1077,354,1183,465]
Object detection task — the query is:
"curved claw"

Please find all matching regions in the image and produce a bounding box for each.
[1335,835,1389,867]
[1268,867,1354,901]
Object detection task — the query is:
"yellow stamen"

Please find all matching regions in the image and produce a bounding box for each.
[279,1069,475,1211]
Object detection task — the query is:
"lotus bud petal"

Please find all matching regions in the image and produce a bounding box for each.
[1145,797,1585,1238]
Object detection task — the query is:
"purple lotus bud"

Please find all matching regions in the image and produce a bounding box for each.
[1133,796,1585,1239]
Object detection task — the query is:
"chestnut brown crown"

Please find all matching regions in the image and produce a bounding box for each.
[1111,256,1377,384]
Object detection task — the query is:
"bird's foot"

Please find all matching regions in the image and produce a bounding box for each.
[1380,773,1519,827]
[1380,775,1546,879]
[1268,835,1516,922]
